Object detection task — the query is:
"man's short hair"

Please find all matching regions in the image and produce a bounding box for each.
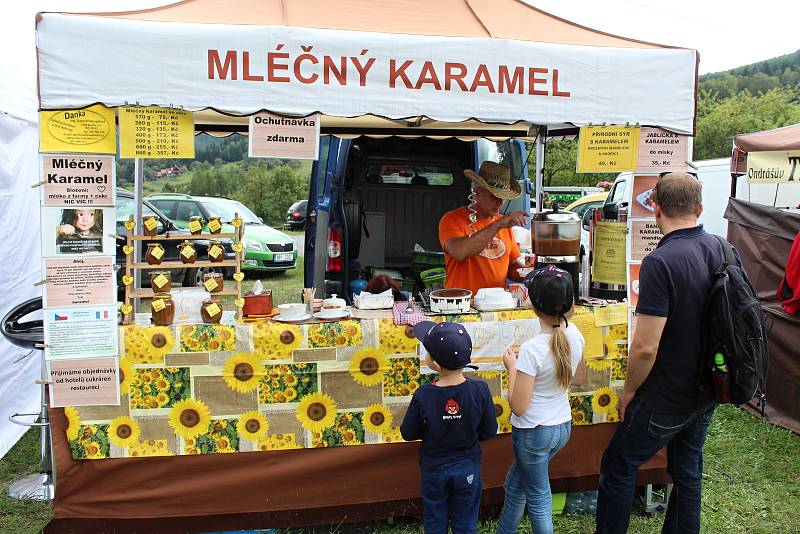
[652,172,702,217]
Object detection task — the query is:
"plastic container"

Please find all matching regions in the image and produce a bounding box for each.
[420,267,446,290]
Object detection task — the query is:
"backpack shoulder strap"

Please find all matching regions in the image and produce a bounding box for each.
[712,234,736,266]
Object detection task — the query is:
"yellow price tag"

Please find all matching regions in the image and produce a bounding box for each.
[120,304,133,315]
[209,245,222,259]
[151,246,164,260]
[144,217,158,231]
[123,245,134,255]
[231,218,242,228]
[124,220,135,231]
[153,274,169,289]
[122,275,133,286]
[233,272,245,282]
[188,220,202,233]
[235,297,245,307]
[204,278,218,292]
[180,246,194,259]
[232,243,243,253]
[205,303,221,317]
[208,219,221,233]
[152,299,166,312]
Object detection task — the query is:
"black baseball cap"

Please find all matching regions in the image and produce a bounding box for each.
[525,265,574,317]
[412,321,477,371]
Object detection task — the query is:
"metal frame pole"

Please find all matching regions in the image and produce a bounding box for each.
[534,126,547,213]
[133,158,144,312]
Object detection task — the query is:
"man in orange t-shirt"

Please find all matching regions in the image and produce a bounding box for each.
[439,162,532,295]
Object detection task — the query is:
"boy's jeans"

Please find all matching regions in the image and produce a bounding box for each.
[595,397,716,534]
[420,458,482,534]
[496,422,572,534]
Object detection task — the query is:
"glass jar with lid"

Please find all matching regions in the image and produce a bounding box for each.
[188,216,204,235]
[207,241,225,263]
[203,272,224,293]
[151,293,175,326]
[207,216,222,234]
[145,243,165,265]
[179,241,197,264]
[201,298,222,324]
[150,271,172,292]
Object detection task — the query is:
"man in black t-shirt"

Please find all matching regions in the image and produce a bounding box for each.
[596,173,738,534]
[401,321,497,534]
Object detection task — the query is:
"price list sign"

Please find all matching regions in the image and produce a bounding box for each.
[577,126,640,173]
[119,107,194,159]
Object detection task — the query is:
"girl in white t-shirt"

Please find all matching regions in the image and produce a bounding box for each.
[496,265,585,534]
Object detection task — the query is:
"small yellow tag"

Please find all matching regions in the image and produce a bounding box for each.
[152,299,166,312]
[231,218,242,228]
[120,304,133,315]
[235,297,245,307]
[204,278,218,292]
[153,274,169,288]
[188,220,202,233]
[233,272,245,282]
[124,220,135,231]
[232,243,243,253]
[144,217,158,231]
[205,303,221,317]
[209,245,222,259]
[180,246,194,259]
[123,245,134,255]
[122,275,133,286]
[208,219,221,233]
[151,246,164,260]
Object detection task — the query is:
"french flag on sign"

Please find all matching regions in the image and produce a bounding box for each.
[96,311,109,319]
[54,313,68,321]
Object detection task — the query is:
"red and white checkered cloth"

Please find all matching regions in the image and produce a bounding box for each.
[392,301,426,326]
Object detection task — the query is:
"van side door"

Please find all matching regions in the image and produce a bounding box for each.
[304,135,336,291]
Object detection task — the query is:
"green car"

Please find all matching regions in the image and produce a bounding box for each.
[146,193,298,273]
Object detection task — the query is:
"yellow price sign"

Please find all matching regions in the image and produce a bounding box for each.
[188,220,202,234]
[153,274,169,289]
[152,299,166,312]
[39,105,117,154]
[209,245,223,259]
[577,126,640,173]
[204,278,219,292]
[205,303,221,317]
[208,219,222,233]
[144,217,158,231]
[180,246,194,259]
[151,246,164,260]
[118,107,194,159]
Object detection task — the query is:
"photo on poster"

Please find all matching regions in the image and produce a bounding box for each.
[42,206,115,256]
[629,175,660,218]
[628,263,641,307]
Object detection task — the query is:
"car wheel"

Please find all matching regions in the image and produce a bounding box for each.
[183,265,227,287]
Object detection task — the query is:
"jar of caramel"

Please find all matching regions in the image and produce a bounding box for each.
[143,216,159,237]
[145,243,165,265]
[201,298,222,324]
[207,216,222,234]
[179,241,197,264]
[188,216,203,235]
[150,272,172,292]
[151,293,175,326]
[207,241,225,263]
[203,272,224,293]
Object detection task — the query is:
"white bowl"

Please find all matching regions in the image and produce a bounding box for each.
[278,303,307,320]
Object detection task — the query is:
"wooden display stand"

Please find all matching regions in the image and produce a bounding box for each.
[121,215,244,324]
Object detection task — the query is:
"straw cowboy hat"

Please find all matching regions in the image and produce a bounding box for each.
[464,161,521,200]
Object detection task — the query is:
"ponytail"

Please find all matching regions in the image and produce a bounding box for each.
[549,317,573,391]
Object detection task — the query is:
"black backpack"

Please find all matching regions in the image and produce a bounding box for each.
[701,235,768,413]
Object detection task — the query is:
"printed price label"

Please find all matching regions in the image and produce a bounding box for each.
[205,303,221,317]
[181,246,194,259]
[153,274,169,288]
[151,246,164,260]
[209,245,222,259]
[144,217,158,231]
[204,278,218,292]
[208,219,221,233]
[152,299,166,312]
[188,220,202,233]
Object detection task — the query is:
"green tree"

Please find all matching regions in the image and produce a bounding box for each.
[234,165,308,226]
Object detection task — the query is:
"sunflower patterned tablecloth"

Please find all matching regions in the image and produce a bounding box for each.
[65,307,628,460]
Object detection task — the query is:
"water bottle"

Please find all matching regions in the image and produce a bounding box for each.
[711,352,731,403]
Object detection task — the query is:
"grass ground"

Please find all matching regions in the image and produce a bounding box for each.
[1,406,797,533]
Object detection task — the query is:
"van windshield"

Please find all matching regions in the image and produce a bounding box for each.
[365,162,454,186]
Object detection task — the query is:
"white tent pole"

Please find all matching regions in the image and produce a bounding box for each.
[133,158,144,312]
[534,128,546,213]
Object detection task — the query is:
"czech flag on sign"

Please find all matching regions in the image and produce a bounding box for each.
[54,313,68,321]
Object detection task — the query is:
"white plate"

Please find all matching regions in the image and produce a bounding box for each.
[273,313,312,323]
[313,310,351,320]
[473,301,518,312]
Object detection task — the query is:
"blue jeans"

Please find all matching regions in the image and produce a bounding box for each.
[496,422,572,534]
[420,458,483,534]
[595,397,716,534]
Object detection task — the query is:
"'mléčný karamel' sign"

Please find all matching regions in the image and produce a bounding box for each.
[248,112,320,160]
[746,151,800,184]
[41,154,115,207]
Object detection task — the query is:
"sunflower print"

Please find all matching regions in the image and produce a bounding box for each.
[180,324,236,352]
[384,357,437,397]
[585,357,614,372]
[493,396,512,434]
[237,410,269,442]
[378,319,419,354]
[497,309,536,321]
[223,353,264,393]
[108,416,141,448]
[185,418,240,455]
[363,404,393,434]
[296,392,338,433]
[130,367,190,410]
[312,411,365,447]
[64,406,81,441]
[381,426,406,443]
[69,423,110,460]
[259,363,317,404]
[592,387,619,417]
[118,358,134,397]
[168,398,212,440]
[349,348,390,387]
[610,358,628,381]
[569,394,593,426]
[253,322,303,359]
[124,326,175,364]
[307,320,362,348]
[258,433,301,451]
[129,439,174,457]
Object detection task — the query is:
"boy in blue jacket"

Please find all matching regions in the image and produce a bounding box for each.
[401,321,497,534]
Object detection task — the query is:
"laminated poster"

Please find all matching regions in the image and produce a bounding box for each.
[44,306,119,361]
[572,308,603,359]
[44,257,116,308]
[48,357,120,408]
[594,303,628,327]
[118,106,195,159]
[248,112,321,160]
[39,105,117,154]
[630,220,663,261]
[41,154,116,207]
[577,126,640,173]
[42,206,116,257]
[591,221,627,285]
[635,127,689,173]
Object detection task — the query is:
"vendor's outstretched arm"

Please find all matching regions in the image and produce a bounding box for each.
[443,211,528,261]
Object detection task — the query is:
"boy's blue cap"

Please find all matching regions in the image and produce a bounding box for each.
[412,321,477,371]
